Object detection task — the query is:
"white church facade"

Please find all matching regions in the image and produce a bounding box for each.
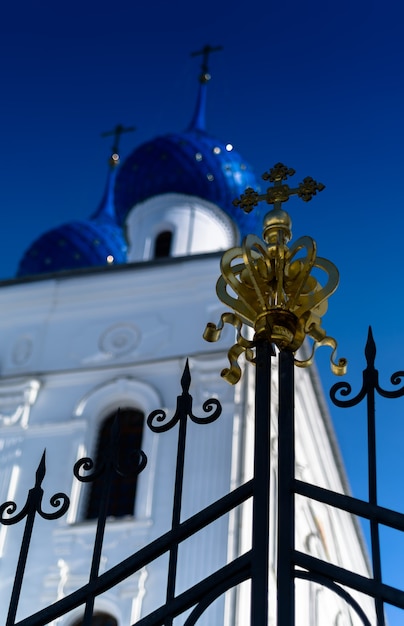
[0,61,374,625]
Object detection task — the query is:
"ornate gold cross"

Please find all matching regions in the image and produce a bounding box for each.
[233,162,325,213]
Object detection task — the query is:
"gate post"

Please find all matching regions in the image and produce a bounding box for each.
[251,339,273,625]
[276,349,295,625]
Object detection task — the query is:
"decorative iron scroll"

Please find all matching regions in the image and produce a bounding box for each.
[74,411,147,484]
[0,452,70,526]
[1,451,70,626]
[147,359,221,431]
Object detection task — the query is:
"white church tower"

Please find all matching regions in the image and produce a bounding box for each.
[0,51,373,625]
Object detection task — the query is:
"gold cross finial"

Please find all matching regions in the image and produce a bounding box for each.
[101,124,136,167]
[233,162,325,213]
[204,164,345,384]
[191,44,223,83]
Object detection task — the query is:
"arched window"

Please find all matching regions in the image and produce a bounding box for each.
[84,407,144,520]
[72,612,118,626]
[154,230,172,258]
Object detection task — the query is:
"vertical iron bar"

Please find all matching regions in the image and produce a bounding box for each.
[81,465,113,626]
[367,383,385,625]
[82,413,123,626]
[277,349,295,626]
[250,339,272,625]
[165,409,187,626]
[6,505,37,626]
[6,454,48,626]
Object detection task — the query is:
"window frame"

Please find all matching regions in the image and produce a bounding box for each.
[71,377,162,523]
[83,406,145,520]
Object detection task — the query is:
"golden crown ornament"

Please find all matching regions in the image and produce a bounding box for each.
[203,163,347,384]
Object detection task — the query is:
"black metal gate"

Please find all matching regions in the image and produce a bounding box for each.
[3,328,404,625]
[2,329,404,624]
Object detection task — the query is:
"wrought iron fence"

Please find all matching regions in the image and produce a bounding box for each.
[2,329,404,625]
[286,328,404,625]
[0,353,272,626]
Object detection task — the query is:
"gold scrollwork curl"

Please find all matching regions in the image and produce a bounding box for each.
[295,335,347,376]
[203,312,255,384]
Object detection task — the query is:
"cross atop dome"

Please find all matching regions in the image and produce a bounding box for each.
[191,44,223,84]
[101,124,136,167]
[188,44,222,132]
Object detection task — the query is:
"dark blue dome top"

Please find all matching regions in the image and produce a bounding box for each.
[114,128,263,238]
[17,168,127,278]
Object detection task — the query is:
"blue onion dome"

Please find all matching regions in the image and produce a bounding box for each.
[114,79,263,239]
[17,163,127,278]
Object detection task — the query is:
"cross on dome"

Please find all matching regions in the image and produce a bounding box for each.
[101,124,136,167]
[188,45,222,132]
[191,44,223,83]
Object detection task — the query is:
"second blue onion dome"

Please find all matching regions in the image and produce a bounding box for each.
[17,164,127,278]
[114,78,263,239]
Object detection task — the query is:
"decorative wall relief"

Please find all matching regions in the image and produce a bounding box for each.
[0,379,41,428]
[99,323,140,357]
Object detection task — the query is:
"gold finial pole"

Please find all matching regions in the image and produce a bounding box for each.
[204,163,346,384]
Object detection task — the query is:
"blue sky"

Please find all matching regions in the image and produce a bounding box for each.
[1,0,404,622]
